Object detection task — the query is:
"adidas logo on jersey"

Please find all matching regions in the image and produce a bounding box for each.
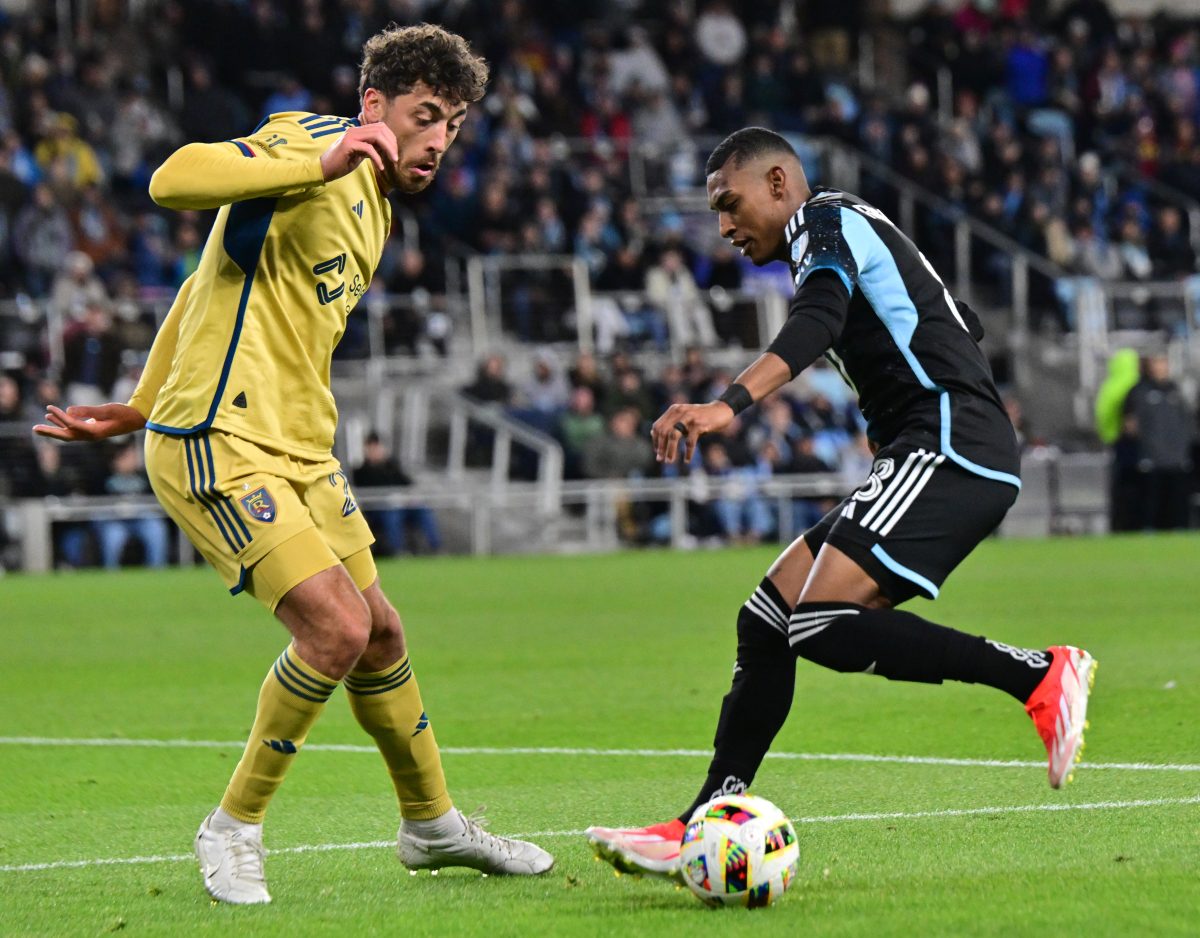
[351,200,364,218]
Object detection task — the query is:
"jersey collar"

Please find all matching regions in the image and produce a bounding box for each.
[785,187,835,271]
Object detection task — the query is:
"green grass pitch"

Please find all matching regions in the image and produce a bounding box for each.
[2,535,1198,936]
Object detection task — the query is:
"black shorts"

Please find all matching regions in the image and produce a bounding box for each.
[803,442,1019,604]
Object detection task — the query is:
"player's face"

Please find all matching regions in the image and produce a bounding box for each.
[366,83,467,194]
[707,159,790,266]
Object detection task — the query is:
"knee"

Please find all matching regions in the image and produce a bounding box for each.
[313,602,373,675]
[370,600,404,645]
[787,601,869,672]
[365,597,407,660]
[735,601,790,665]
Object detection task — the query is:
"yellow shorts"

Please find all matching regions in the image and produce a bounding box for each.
[145,428,376,610]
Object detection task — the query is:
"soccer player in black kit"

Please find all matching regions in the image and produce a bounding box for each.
[587,128,1097,878]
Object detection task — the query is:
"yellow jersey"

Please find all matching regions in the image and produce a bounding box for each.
[131,112,392,460]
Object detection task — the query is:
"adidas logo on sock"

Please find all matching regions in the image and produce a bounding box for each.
[263,739,297,754]
[232,391,248,408]
[412,712,429,737]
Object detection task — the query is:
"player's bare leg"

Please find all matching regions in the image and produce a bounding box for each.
[351,580,553,876]
[197,565,372,905]
[587,535,817,879]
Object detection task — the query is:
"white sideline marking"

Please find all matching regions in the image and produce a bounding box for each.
[1,736,1198,774]
[3,798,1199,874]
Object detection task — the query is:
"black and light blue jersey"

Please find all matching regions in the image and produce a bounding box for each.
[783,188,1020,488]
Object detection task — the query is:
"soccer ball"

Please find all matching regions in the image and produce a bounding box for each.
[679,794,799,908]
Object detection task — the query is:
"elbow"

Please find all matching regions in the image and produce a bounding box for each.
[148,159,181,208]
[149,144,202,209]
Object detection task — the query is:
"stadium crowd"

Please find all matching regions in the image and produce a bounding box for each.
[460,346,871,545]
[2,0,1199,565]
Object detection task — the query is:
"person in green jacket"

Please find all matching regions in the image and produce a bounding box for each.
[1094,348,1141,530]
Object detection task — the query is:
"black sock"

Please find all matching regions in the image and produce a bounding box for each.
[788,602,1051,702]
[679,579,796,824]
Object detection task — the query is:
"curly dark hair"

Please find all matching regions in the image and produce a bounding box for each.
[359,23,489,105]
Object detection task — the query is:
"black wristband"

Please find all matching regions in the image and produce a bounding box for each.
[717,382,753,416]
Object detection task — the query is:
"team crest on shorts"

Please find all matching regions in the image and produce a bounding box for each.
[240,486,277,523]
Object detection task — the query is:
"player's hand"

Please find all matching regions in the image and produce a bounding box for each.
[319,122,399,182]
[651,401,735,464]
[33,403,147,442]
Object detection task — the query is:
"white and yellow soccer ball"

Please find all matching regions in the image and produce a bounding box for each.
[679,794,799,909]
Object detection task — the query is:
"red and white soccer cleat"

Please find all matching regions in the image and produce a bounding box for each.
[585,819,686,880]
[1025,645,1097,789]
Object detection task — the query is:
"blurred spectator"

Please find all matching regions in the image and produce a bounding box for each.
[1123,354,1194,530]
[34,112,102,189]
[1148,207,1197,279]
[700,439,772,545]
[568,352,610,412]
[94,441,169,569]
[695,1,747,68]
[582,407,651,480]
[70,185,126,275]
[29,440,91,567]
[604,368,653,420]
[0,374,20,422]
[14,183,72,296]
[62,301,121,404]
[582,406,653,542]
[462,354,512,406]
[110,78,177,190]
[50,251,107,321]
[646,248,717,348]
[1094,348,1141,532]
[517,350,569,416]
[559,386,605,480]
[180,60,246,144]
[354,432,442,556]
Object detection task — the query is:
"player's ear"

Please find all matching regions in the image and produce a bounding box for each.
[361,87,385,123]
[767,165,787,199]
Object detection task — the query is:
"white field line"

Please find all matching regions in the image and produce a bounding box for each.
[3,797,1200,875]
[1,736,1198,774]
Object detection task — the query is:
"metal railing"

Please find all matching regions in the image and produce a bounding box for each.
[7,449,1160,572]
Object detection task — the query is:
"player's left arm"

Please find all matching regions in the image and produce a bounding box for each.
[652,271,851,463]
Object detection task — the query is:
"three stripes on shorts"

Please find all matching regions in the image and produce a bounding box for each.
[844,448,945,535]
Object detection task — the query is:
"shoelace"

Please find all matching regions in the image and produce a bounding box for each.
[226,829,267,883]
[460,807,518,857]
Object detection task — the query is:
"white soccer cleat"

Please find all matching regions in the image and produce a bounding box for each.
[397,809,554,876]
[194,809,272,905]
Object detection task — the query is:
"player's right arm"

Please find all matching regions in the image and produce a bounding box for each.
[33,274,197,443]
[652,271,851,463]
[149,115,398,210]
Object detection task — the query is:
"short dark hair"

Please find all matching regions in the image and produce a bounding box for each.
[359,23,489,105]
[705,127,798,176]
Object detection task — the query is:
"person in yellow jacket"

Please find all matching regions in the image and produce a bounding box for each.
[34,112,104,189]
[34,23,553,905]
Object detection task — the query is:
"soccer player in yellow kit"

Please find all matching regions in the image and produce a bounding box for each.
[34,24,553,904]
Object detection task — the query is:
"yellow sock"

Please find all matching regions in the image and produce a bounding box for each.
[220,644,338,823]
[345,656,453,820]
